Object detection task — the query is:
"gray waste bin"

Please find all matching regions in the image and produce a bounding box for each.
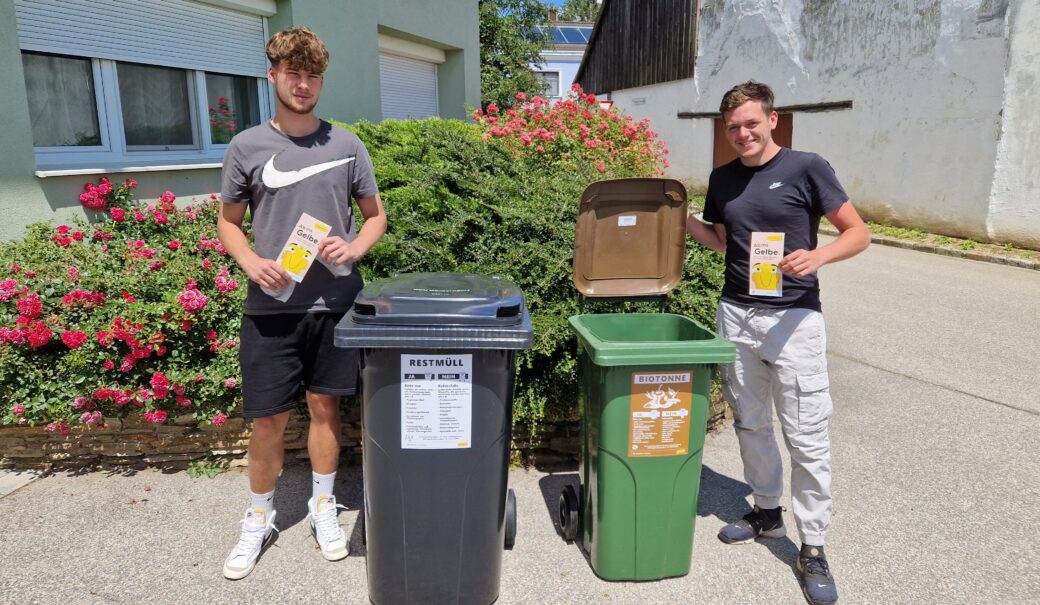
[335,272,533,605]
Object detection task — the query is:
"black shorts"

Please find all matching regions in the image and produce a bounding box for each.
[239,312,358,418]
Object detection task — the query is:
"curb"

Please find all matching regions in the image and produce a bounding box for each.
[819,226,1040,271]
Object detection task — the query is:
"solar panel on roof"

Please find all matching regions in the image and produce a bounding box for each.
[560,27,586,44]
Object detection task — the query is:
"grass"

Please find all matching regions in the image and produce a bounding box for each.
[866,221,927,240]
[186,452,229,478]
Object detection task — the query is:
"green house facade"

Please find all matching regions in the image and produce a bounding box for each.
[0,0,479,240]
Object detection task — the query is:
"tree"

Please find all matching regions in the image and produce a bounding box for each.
[479,0,550,110]
[557,0,601,22]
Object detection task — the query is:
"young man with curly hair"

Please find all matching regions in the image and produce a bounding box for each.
[687,81,870,605]
[217,26,386,580]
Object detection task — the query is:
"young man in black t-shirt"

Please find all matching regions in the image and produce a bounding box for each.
[687,81,870,605]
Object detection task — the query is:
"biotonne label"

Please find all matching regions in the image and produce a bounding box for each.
[628,370,693,457]
[401,354,472,449]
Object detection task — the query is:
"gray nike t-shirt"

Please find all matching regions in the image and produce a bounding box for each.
[221,120,379,315]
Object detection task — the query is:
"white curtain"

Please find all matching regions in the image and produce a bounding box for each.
[117,62,195,148]
[21,52,100,147]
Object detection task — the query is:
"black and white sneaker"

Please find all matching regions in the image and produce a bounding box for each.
[796,544,838,605]
[717,505,786,544]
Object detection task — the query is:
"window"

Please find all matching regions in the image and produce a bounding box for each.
[20,51,269,170]
[118,63,197,149]
[21,53,101,148]
[206,73,262,145]
[535,70,561,100]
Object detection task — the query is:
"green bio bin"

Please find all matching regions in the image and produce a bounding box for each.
[558,179,736,581]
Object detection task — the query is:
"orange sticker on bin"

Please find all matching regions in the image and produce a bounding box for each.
[628,370,693,457]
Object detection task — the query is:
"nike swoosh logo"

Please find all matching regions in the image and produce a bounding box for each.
[262,154,355,189]
[769,182,783,189]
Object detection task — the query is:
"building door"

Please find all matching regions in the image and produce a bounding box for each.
[713,113,793,168]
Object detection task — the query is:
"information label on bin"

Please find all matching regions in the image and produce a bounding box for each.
[401,354,472,449]
[628,370,693,457]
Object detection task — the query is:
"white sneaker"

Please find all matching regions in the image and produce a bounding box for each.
[223,507,278,580]
[308,495,349,561]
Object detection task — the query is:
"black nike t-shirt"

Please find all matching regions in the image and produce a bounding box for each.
[702,148,848,311]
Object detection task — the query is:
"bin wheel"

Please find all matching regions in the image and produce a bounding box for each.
[558,484,580,543]
[504,488,517,550]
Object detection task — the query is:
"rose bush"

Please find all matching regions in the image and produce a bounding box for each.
[0,178,244,431]
[473,84,670,178]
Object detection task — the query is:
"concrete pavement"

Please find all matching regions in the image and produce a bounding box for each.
[1,240,1038,604]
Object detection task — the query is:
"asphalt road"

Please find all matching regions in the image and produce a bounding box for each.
[1,240,1037,604]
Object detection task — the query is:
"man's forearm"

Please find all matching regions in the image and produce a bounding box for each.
[217,219,261,271]
[351,215,387,258]
[817,224,870,266]
[687,214,725,253]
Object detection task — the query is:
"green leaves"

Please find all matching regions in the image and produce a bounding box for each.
[337,118,725,429]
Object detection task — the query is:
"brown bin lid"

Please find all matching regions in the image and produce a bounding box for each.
[572,178,688,298]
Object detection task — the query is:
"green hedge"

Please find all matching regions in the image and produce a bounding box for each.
[0,116,725,433]
[342,118,726,428]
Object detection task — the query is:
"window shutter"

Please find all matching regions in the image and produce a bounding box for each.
[13,0,267,77]
[379,53,439,120]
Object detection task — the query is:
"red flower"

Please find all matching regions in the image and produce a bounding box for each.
[60,330,88,349]
[143,410,168,424]
[211,413,228,427]
[168,240,181,251]
[110,208,126,222]
[16,293,43,319]
[26,321,52,348]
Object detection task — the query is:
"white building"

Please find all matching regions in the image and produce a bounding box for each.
[577,0,1040,248]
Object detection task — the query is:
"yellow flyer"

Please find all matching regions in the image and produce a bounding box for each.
[749,232,784,297]
[275,213,330,283]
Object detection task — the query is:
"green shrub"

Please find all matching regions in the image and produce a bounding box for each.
[0,111,725,434]
[339,117,725,428]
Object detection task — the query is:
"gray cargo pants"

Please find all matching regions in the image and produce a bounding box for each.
[716,301,833,546]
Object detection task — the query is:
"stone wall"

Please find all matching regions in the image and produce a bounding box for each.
[0,397,728,471]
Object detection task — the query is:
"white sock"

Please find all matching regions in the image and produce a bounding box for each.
[312,470,336,503]
[249,489,274,516]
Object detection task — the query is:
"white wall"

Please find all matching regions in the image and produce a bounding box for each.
[986,0,1040,248]
[609,0,1021,244]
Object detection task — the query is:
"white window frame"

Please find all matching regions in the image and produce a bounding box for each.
[534,69,563,100]
[28,56,110,154]
[28,54,272,176]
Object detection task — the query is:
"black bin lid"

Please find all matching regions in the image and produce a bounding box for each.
[352,272,523,326]
[335,273,534,350]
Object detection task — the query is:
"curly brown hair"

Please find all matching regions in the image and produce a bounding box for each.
[719,81,774,116]
[266,26,329,74]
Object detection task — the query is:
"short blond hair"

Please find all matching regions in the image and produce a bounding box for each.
[720,81,774,117]
[266,26,329,74]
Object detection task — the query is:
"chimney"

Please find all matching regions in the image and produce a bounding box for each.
[548,8,557,21]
